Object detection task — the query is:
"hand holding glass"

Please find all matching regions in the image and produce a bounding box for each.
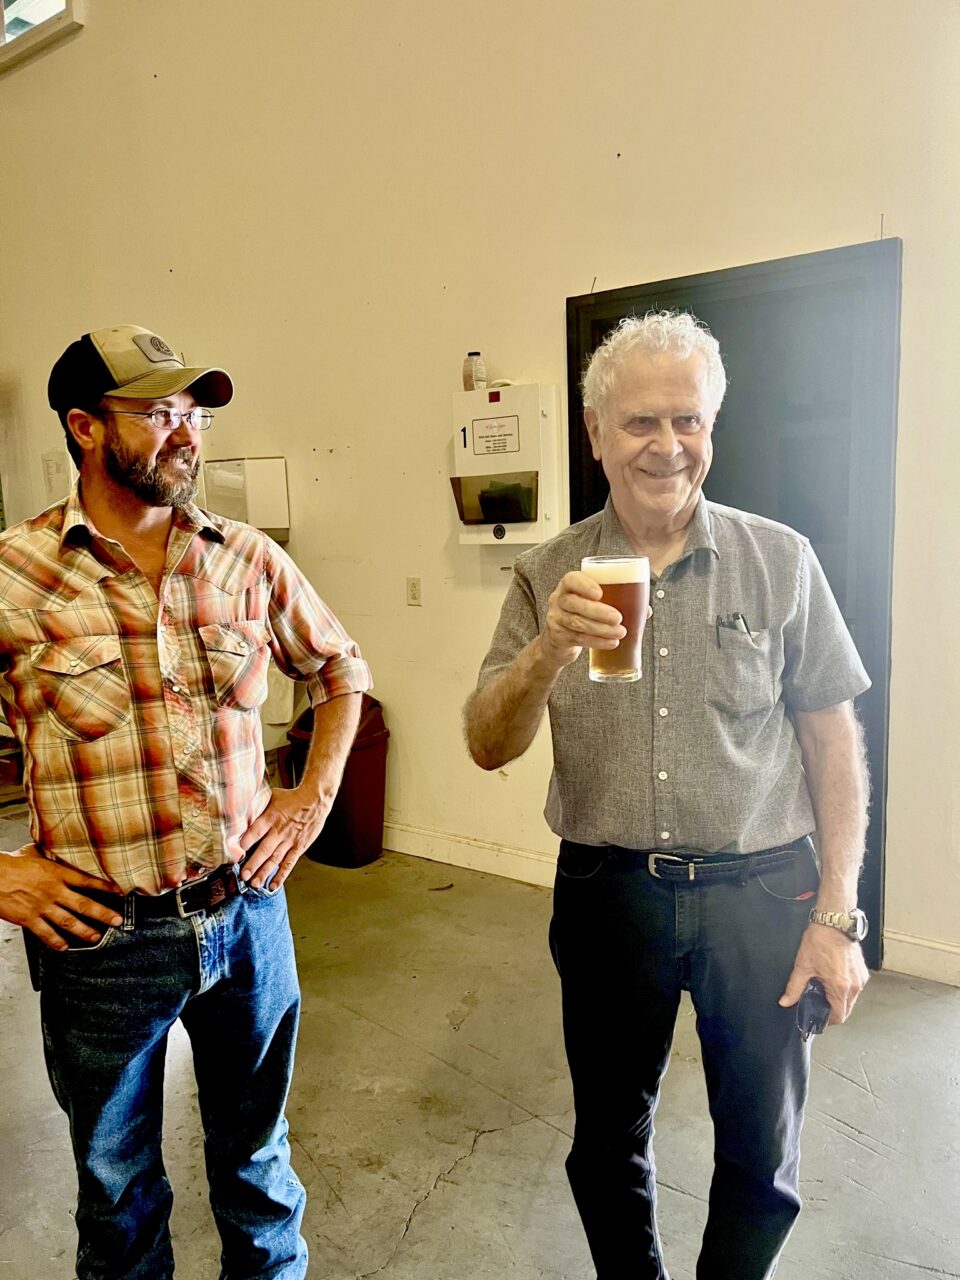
[580,556,651,683]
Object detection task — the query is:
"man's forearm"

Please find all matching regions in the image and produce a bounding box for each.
[298,691,363,804]
[780,700,871,1022]
[464,636,563,770]
[466,566,629,770]
[239,690,363,887]
[794,702,870,908]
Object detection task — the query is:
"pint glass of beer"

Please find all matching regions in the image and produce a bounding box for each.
[580,555,651,683]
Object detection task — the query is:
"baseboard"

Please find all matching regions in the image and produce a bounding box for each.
[383,822,557,889]
[882,930,960,987]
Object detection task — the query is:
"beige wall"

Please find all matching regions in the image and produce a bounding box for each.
[1,0,957,982]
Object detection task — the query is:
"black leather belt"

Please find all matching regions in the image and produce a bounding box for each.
[129,861,247,920]
[644,842,805,884]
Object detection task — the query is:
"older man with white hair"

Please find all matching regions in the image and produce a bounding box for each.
[464,311,871,1279]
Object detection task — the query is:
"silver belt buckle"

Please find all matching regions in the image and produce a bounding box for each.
[648,853,688,880]
[175,882,206,919]
[175,864,246,918]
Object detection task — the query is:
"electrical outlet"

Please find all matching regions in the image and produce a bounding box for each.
[406,576,422,607]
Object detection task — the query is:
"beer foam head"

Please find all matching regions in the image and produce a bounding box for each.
[580,555,650,584]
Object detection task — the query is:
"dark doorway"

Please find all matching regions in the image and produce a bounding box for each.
[566,240,901,969]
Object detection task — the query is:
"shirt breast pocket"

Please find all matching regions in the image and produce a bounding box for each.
[32,635,131,742]
[704,627,776,716]
[199,622,271,712]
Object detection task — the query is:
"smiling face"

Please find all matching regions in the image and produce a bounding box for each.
[97,391,201,509]
[585,347,719,533]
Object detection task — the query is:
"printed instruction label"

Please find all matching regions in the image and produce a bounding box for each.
[41,450,73,506]
[472,416,520,455]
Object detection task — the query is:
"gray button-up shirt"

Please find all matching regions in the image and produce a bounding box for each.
[477,497,870,855]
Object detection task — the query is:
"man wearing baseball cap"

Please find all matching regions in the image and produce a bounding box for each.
[0,325,372,1278]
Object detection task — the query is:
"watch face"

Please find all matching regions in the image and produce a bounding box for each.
[850,909,869,941]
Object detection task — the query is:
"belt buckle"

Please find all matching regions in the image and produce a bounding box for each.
[648,853,688,880]
[175,865,244,919]
[175,881,207,919]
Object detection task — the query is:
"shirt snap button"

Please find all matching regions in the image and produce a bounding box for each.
[660,831,670,840]
[658,707,669,717]
[658,770,668,780]
[659,647,668,657]
[655,589,665,599]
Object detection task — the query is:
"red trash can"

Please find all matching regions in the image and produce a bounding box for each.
[285,693,389,868]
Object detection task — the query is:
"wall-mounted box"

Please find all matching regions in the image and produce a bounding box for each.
[202,457,289,541]
[450,384,561,545]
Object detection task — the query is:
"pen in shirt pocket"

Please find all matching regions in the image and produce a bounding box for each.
[715,612,754,647]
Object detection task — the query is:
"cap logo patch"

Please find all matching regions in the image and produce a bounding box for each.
[132,332,182,365]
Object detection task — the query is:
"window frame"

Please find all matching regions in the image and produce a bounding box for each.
[0,0,84,75]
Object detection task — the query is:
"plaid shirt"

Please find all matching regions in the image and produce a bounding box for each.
[0,488,372,894]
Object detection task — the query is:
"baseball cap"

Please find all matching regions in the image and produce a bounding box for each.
[48,324,234,413]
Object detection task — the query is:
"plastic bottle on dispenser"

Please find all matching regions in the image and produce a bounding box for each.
[462,351,487,391]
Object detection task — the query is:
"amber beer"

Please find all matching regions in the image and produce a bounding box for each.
[580,555,651,683]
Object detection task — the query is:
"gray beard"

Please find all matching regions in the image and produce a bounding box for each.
[103,424,199,509]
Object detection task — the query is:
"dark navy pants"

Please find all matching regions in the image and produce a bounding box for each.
[550,839,819,1280]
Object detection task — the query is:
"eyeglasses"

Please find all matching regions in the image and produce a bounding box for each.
[104,408,215,432]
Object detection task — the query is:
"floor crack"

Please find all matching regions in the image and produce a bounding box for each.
[335,1000,571,1138]
[808,1106,901,1160]
[656,1178,708,1205]
[290,1135,351,1219]
[859,1253,960,1278]
[356,1118,536,1277]
[814,1057,880,1103]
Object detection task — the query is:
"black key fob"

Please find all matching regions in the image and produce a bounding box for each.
[797,978,831,1041]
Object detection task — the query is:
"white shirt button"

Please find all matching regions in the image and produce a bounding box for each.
[658,770,668,780]
[655,589,665,599]
[171,684,181,693]
[658,707,669,717]
[659,647,669,657]
[660,831,670,840]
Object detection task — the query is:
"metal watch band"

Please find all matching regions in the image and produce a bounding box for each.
[810,908,848,930]
[808,907,868,940]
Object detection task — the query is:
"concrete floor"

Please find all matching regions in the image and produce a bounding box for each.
[1,804,958,1279]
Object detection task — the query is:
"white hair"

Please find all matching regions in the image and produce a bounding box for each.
[581,309,728,419]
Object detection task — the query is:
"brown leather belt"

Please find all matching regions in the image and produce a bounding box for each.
[130,861,248,919]
[83,860,249,924]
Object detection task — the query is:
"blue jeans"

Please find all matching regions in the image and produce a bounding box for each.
[550,840,819,1280]
[38,882,307,1280]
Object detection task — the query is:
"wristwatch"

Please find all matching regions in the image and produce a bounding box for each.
[808,907,869,941]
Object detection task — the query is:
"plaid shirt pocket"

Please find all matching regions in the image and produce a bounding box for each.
[31,635,130,742]
[198,622,271,711]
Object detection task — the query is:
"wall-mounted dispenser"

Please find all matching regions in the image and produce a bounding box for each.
[202,457,289,542]
[450,383,561,545]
